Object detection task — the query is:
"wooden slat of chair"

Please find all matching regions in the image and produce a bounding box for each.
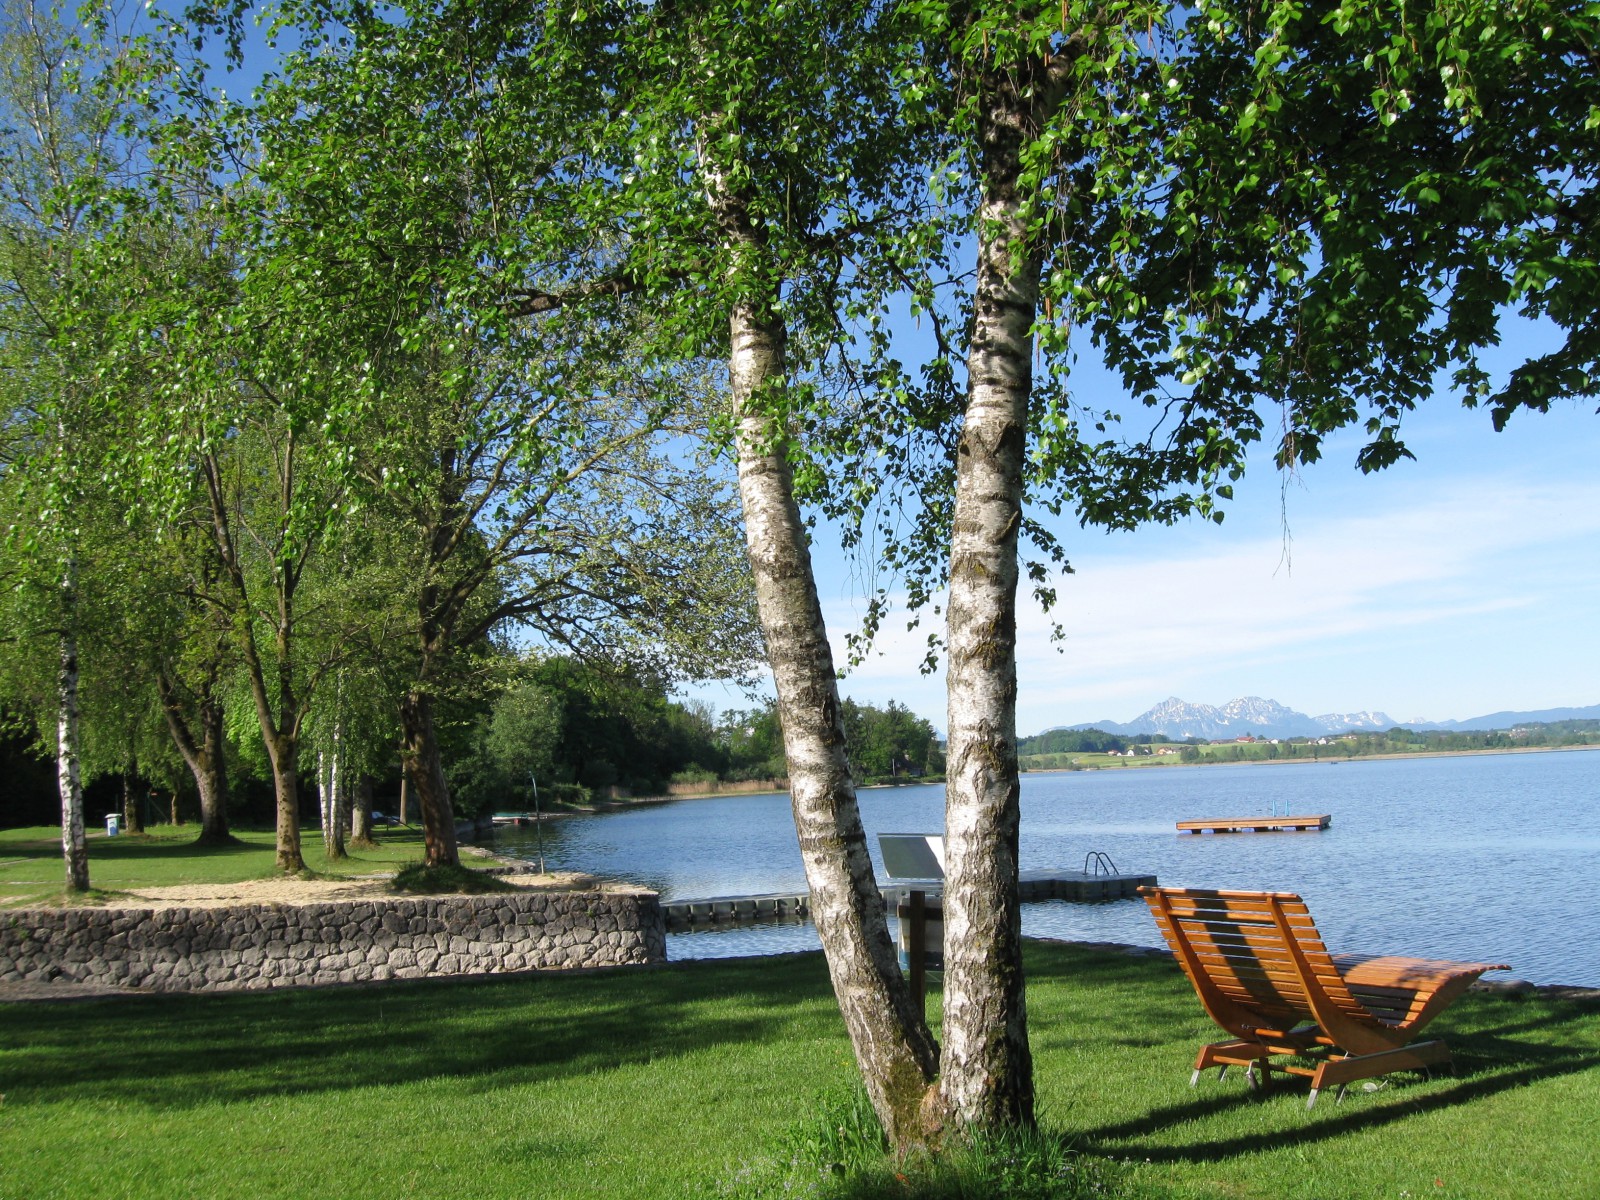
[1140,885,1508,1108]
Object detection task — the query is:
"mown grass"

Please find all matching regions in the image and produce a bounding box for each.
[0,824,489,908]
[1,942,1595,1199]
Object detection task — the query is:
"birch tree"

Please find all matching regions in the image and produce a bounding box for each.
[182,0,946,1137]
[0,0,144,888]
[855,0,1600,1128]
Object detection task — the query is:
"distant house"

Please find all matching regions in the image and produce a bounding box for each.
[1234,734,1258,743]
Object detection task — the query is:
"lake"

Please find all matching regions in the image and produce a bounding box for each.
[491,747,1600,987]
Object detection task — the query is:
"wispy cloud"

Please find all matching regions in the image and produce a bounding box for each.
[829,476,1600,730]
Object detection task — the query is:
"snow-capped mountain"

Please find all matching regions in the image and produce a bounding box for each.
[1311,710,1397,731]
[1053,697,1600,740]
[1066,696,1398,740]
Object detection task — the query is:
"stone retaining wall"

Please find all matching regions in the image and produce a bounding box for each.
[0,891,665,992]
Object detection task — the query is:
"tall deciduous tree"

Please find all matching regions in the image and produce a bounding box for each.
[866,0,1600,1129]
[200,0,944,1138]
[0,0,144,889]
[216,13,767,868]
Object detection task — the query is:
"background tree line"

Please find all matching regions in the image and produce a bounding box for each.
[1180,722,1600,764]
[2,653,943,827]
[1016,728,1188,756]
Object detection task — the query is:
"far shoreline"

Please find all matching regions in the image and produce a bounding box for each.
[1020,740,1600,775]
[496,742,1600,821]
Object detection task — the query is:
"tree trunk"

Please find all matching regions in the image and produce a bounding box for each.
[158,670,233,845]
[939,71,1046,1131]
[193,694,231,844]
[57,625,89,892]
[729,299,941,1147]
[399,688,459,868]
[398,771,409,826]
[320,729,348,861]
[350,775,375,846]
[263,728,304,872]
[122,770,144,836]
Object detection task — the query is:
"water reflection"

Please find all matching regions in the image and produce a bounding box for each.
[492,749,1600,986]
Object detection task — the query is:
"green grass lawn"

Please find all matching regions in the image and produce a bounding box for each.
[1,942,1595,1200]
[0,825,480,908]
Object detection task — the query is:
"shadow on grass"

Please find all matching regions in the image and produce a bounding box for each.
[1081,1053,1600,1165]
[86,836,266,863]
[0,951,842,1112]
[1074,986,1600,1165]
[1,831,270,865]
[4,826,426,875]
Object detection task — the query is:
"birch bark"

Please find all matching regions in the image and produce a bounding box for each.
[57,617,89,891]
[939,48,1079,1129]
[729,297,942,1145]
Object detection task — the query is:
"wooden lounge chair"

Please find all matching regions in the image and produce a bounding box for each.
[1139,886,1508,1107]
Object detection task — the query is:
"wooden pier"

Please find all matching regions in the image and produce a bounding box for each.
[1177,814,1331,834]
[663,869,1157,930]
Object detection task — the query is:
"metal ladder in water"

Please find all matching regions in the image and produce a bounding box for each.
[1082,850,1120,877]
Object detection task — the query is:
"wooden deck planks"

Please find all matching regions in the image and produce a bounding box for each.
[1176,814,1332,833]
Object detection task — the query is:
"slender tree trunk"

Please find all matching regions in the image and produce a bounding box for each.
[398,771,409,826]
[201,450,306,871]
[729,299,941,1147]
[57,623,89,892]
[939,56,1076,1130]
[350,775,375,846]
[122,768,144,835]
[321,731,347,861]
[399,688,459,868]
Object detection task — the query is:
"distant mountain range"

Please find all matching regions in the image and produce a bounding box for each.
[1058,697,1600,741]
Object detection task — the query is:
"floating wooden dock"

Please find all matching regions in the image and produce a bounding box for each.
[663,869,1157,930]
[1177,814,1331,834]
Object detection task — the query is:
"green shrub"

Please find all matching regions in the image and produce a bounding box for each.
[389,863,517,894]
[542,781,592,807]
[671,764,720,785]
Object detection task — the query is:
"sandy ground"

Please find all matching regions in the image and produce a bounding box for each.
[81,868,629,911]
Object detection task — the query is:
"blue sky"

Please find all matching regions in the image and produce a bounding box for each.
[790,363,1600,736]
[687,316,1600,736]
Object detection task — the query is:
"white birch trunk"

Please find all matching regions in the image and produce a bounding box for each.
[320,730,347,860]
[939,73,1047,1130]
[57,570,89,891]
[730,300,942,1146]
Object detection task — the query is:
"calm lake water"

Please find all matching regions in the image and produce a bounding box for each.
[492,748,1600,987]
